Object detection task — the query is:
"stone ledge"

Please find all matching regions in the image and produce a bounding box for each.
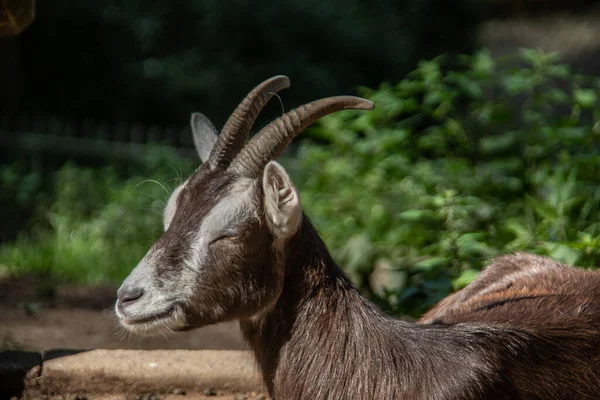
[0,349,264,399]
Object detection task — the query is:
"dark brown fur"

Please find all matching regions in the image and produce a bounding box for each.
[119,81,600,399]
[240,220,600,399]
[163,170,281,327]
[134,158,600,399]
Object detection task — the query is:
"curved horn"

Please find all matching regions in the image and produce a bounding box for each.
[207,75,291,169]
[231,96,374,176]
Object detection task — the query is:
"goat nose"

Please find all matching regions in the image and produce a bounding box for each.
[117,286,144,305]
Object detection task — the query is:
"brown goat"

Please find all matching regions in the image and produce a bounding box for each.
[116,76,600,399]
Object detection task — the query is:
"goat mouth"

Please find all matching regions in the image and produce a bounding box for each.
[119,304,183,329]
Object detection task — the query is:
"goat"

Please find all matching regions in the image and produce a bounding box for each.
[115,75,600,399]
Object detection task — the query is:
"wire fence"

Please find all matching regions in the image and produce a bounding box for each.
[0,111,197,178]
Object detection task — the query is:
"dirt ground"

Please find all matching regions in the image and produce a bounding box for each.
[0,275,246,352]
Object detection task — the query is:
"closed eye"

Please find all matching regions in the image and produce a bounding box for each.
[210,232,238,244]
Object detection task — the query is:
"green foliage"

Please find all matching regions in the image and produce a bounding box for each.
[0,163,45,243]
[0,147,196,283]
[287,48,600,316]
[0,163,42,208]
[3,49,600,318]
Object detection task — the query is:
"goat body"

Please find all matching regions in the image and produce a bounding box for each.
[242,220,600,399]
[115,76,600,400]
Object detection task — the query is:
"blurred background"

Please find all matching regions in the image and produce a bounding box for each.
[1,0,600,351]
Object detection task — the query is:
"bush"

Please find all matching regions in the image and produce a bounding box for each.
[0,163,44,243]
[0,147,196,283]
[288,49,600,316]
[3,49,600,318]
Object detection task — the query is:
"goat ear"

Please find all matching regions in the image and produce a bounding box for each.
[262,161,302,240]
[190,113,218,163]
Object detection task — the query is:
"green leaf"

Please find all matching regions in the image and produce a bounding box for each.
[398,209,438,222]
[338,234,374,275]
[414,257,450,271]
[472,49,494,77]
[453,269,480,290]
[574,89,597,109]
[526,194,558,221]
[546,64,570,79]
[543,243,580,266]
[479,133,517,154]
[452,73,482,98]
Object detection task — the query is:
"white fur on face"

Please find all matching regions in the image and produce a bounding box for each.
[115,247,188,334]
[117,177,258,333]
[118,163,304,334]
[180,177,258,295]
[163,181,187,231]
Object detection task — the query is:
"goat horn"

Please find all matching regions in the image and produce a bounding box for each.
[231,96,374,176]
[208,75,291,169]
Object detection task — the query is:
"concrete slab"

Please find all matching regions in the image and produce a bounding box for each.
[0,349,266,399]
[36,394,268,400]
[31,350,264,398]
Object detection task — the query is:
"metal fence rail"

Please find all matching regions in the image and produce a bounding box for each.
[0,111,197,177]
